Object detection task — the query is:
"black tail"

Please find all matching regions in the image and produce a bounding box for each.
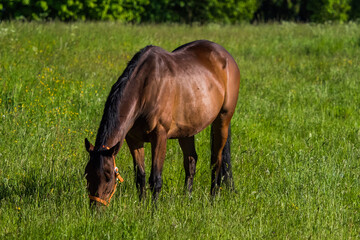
[220,124,235,190]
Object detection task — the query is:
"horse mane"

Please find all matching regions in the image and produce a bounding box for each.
[95,45,153,148]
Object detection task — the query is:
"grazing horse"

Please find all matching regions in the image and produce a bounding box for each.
[85,40,240,206]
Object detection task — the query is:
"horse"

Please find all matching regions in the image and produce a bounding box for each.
[84,40,240,206]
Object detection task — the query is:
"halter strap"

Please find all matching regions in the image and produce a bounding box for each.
[88,145,124,206]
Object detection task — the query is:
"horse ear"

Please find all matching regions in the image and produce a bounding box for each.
[108,141,121,156]
[85,138,94,152]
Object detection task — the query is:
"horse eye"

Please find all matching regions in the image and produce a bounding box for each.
[104,172,112,182]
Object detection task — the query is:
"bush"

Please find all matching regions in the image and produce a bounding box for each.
[0,0,358,22]
[253,0,303,22]
[142,0,258,24]
[307,0,352,23]
[0,0,149,22]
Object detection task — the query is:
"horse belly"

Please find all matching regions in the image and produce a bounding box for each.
[167,88,224,138]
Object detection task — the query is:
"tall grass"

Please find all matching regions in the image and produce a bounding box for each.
[0,22,360,239]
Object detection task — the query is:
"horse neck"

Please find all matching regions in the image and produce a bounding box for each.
[95,88,140,149]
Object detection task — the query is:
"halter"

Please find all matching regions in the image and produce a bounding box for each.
[88,146,124,206]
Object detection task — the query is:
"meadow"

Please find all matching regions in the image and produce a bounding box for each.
[0,22,359,239]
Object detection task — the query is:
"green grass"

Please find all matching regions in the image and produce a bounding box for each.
[1,22,360,239]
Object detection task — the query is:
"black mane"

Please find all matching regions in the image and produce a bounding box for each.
[95,45,153,148]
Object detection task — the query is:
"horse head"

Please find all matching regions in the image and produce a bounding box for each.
[84,138,122,206]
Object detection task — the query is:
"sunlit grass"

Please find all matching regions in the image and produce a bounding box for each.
[0,22,360,239]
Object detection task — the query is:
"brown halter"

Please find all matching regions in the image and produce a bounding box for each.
[88,146,124,206]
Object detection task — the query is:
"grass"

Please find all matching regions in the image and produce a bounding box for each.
[0,21,360,239]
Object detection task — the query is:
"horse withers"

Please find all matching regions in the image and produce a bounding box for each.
[84,40,240,206]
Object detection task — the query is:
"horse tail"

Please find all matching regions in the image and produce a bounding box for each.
[220,124,235,190]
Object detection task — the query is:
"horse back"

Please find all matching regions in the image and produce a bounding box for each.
[131,40,240,139]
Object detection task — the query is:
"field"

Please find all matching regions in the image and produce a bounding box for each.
[0,22,360,239]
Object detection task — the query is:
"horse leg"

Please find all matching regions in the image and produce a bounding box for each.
[220,124,235,190]
[126,136,146,200]
[178,136,198,193]
[210,115,231,195]
[149,125,167,201]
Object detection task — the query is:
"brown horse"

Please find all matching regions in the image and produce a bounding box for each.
[85,40,240,206]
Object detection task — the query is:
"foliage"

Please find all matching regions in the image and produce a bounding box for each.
[0,0,359,22]
[0,22,360,239]
[0,0,149,22]
[307,0,352,22]
[254,0,355,22]
[254,0,304,21]
[142,0,258,24]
